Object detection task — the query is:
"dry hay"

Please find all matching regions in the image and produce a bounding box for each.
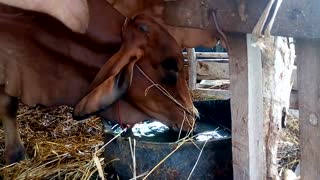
[0,104,106,179]
[278,111,300,174]
[0,91,300,179]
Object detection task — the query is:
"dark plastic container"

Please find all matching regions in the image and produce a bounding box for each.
[103,100,232,180]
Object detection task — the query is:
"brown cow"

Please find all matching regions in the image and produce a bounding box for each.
[0,2,197,164]
[106,0,219,48]
[0,0,89,33]
[0,0,219,48]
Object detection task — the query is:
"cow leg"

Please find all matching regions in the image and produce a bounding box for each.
[0,89,25,164]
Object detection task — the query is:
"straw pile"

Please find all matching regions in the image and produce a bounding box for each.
[278,111,300,173]
[0,92,300,179]
[0,104,106,179]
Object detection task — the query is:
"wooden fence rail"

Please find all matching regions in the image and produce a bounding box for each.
[182,52,228,59]
[186,49,298,109]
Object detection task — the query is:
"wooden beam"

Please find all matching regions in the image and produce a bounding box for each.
[182,52,228,59]
[194,88,230,99]
[187,48,197,90]
[195,60,298,90]
[291,65,298,91]
[289,90,299,110]
[164,0,320,39]
[197,60,229,80]
[296,39,320,180]
[194,88,299,110]
[228,33,265,179]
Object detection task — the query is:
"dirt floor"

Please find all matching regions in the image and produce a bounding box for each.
[0,100,300,179]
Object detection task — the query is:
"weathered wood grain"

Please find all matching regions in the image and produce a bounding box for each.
[185,56,297,90]
[187,48,197,90]
[261,36,296,179]
[228,33,265,179]
[193,88,298,110]
[182,52,228,59]
[164,0,320,39]
[296,39,320,180]
[197,60,229,80]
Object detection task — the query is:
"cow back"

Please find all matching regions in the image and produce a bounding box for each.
[0,0,125,107]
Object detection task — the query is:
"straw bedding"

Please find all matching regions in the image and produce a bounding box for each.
[0,95,300,179]
[0,104,105,179]
[278,111,300,173]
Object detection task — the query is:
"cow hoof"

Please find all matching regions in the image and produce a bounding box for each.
[5,145,26,165]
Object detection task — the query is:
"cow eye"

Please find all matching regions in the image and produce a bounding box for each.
[161,57,179,85]
[161,57,178,72]
[139,24,149,32]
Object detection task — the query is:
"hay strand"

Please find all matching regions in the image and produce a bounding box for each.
[0,104,105,179]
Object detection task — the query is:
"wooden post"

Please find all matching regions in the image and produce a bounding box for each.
[229,34,294,179]
[259,36,295,179]
[296,39,320,180]
[228,33,265,179]
[187,48,197,90]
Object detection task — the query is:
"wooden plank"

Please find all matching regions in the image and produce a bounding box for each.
[194,88,298,110]
[290,90,298,110]
[164,0,320,39]
[291,65,298,91]
[197,79,229,89]
[194,88,230,99]
[197,60,229,80]
[296,39,320,180]
[195,60,298,90]
[196,59,228,62]
[228,33,265,179]
[182,52,228,59]
[246,34,266,179]
[187,48,197,90]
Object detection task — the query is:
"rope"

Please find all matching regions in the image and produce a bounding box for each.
[135,65,196,117]
[211,10,230,51]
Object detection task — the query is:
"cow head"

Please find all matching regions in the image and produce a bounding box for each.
[73,14,197,131]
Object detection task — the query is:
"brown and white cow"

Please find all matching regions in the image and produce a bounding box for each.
[0,1,197,164]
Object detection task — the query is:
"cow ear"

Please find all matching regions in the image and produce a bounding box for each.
[73,48,143,119]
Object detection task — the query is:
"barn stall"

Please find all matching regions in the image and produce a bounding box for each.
[174,0,318,179]
[1,0,319,179]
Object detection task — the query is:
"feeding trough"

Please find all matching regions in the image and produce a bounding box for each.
[103,100,232,179]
